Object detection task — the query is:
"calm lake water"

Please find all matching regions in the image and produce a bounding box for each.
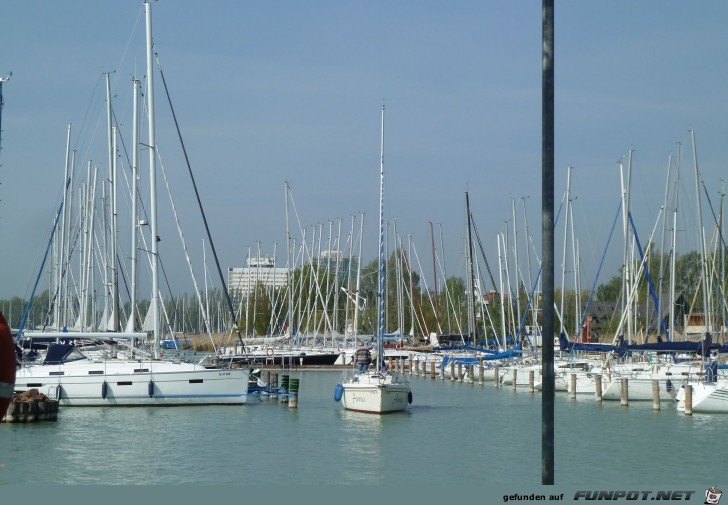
[0,369,723,489]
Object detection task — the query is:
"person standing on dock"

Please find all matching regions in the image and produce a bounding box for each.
[354,343,372,374]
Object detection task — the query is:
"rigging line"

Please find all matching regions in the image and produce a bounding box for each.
[158,153,216,351]
[16,181,68,340]
[579,199,622,332]
[155,54,246,352]
[469,214,497,293]
[628,209,668,338]
[73,73,104,152]
[701,182,728,258]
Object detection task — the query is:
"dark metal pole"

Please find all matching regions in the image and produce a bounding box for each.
[542,0,555,485]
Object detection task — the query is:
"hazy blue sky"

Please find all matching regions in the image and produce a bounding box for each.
[1,1,727,307]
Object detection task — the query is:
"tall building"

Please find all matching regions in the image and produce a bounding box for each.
[227,257,289,307]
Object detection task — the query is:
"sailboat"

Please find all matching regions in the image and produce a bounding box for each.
[13,0,251,406]
[334,105,412,414]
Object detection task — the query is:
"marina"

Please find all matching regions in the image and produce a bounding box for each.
[1,1,728,494]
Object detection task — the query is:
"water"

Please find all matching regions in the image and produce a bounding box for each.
[0,370,722,486]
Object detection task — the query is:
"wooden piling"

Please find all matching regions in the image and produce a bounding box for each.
[457,363,463,383]
[430,361,436,379]
[512,369,517,390]
[388,356,393,371]
[570,373,577,399]
[652,380,660,411]
[594,374,602,402]
[620,378,628,406]
[528,370,535,394]
[478,358,484,386]
[684,385,692,416]
[494,366,500,388]
[450,360,455,382]
[270,373,278,400]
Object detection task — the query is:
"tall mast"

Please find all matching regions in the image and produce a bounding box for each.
[129,78,140,332]
[669,145,680,340]
[285,181,293,336]
[111,124,120,332]
[145,0,160,357]
[376,104,386,371]
[559,165,572,337]
[56,123,72,330]
[691,130,712,334]
[353,213,364,341]
[465,192,477,344]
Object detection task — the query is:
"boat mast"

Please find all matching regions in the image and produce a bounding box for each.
[129,78,140,332]
[465,192,477,345]
[111,124,120,332]
[669,146,680,340]
[691,130,712,335]
[353,212,364,342]
[145,0,160,358]
[56,123,72,330]
[285,181,293,337]
[376,104,386,371]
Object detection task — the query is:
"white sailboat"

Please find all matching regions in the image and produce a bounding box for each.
[335,105,412,414]
[14,0,251,406]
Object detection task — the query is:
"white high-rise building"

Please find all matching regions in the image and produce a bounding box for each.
[227,257,288,305]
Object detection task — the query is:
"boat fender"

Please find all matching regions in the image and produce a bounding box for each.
[148,380,155,398]
[334,383,343,402]
[102,381,108,399]
[407,391,413,404]
[0,311,17,418]
[665,378,672,392]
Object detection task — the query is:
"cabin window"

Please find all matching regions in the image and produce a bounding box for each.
[49,372,65,376]
[88,371,104,375]
[133,369,149,373]
[117,381,133,386]
[26,383,43,387]
[189,379,203,384]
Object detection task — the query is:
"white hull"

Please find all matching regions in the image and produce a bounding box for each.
[16,359,250,406]
[676,380,728,413]
[600,363,701,401]
[339,371,411,414]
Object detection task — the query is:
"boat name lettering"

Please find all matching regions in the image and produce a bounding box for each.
[351,394,367,403]
[218,372,231,376]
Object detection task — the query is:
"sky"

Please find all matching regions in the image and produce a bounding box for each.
[1,1,727,307]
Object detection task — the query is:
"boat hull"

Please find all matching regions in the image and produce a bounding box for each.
[340,373,410,414]
[15,360,250,406]
[676,381,728,413]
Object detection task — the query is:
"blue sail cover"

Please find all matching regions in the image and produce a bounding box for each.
[558,333,620,354]
[440,344,522,367]
[559,332,720,357]
[625,334,717,356]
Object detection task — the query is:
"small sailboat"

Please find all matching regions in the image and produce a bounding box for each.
[334,105,411,414]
